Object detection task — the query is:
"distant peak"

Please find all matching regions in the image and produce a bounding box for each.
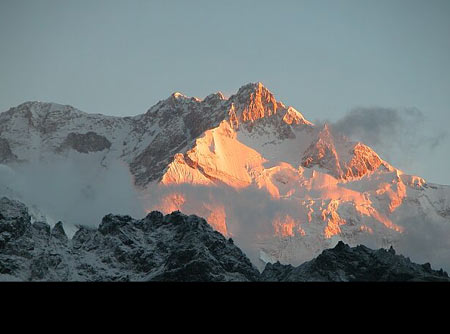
[204,91,226,103]
[17,101,60,108]
[231,82,277,107]
[283,106,314,126]
[249,81,265,89]
[149,91,191,111]
[7,101,78,117]
[171,92,187,99]
[235,82,270,97]
[215,91,226,100]
[322,122,332,131]
[317,123,334,140]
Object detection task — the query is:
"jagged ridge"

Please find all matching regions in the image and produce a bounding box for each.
[1,197,448,282]
[261,241,449,282]
[1,82,450,269]
[0,197,259,281]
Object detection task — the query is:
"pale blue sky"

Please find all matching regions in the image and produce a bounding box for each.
[1,0,449,183]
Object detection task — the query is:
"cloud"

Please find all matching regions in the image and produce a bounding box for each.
[3,158,450,273]
[140,183,310,267]
[329,107,448,169]
[0,156,145,233]
[396,216,450,273]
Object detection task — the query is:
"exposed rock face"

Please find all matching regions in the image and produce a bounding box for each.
[302,124,343,178]
[261,241,450,282]
[129,93,229,186]
[0,197,29,220]
[231,82,280,123]
[344,143,383,179]
[226,82,313,137]
[0,138,17,163]
[59,132,112,153]
[0,197,259,281]
[302,124,385,180]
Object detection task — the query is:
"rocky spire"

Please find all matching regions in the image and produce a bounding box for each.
[229,82,280,123]
[302,123,343,179]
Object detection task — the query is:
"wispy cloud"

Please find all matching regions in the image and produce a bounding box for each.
[328,106,448,171]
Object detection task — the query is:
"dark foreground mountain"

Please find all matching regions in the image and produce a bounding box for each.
[0,197,448,282]
[0,197,259,281]
[261,241,450,282]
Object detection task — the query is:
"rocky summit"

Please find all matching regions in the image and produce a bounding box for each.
[0,197,259,281]
[1,197,448,282]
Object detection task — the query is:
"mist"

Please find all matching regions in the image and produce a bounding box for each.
[0,156,145,234]
[396,217,450,273]
[141,182,450,272]
[142,183,347,269]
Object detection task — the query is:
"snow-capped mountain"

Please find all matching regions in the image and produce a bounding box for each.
[1,82,450,270]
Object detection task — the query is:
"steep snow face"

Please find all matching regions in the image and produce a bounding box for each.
[129,91,230,186]
[162,120,267,189]
[1,83,450,270]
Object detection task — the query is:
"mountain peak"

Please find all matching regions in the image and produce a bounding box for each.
[204,91,226,103]
[4,101,80,119]
[318,123,333,139]
[16,101,72,109]
[170,92,188,99]
[235,82,271,99]
[227,82,281,124]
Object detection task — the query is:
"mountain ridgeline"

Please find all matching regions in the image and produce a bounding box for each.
[0,197,448,282]
[1,82,450,271]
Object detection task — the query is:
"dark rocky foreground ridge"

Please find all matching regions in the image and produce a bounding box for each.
[0,197,449,282]
[0,197,259,281]
[261,242,449,282]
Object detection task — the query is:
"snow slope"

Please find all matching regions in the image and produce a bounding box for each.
[1,82,450,270]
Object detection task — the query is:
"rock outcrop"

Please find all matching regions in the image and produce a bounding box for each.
[59,132,112,153]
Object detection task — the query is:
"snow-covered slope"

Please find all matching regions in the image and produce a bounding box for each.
[1,82,450,270]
